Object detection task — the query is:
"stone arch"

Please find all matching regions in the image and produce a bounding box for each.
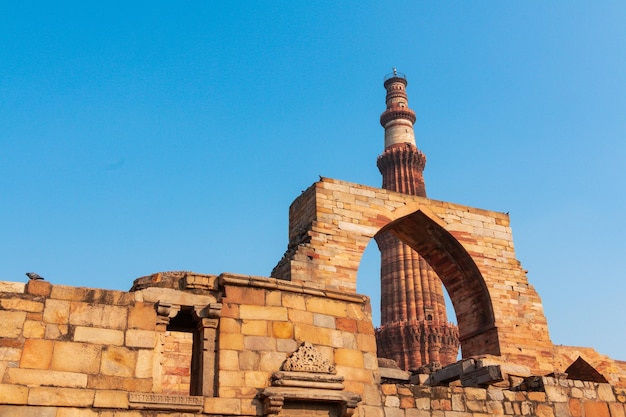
[378,208,499,357]
[275,178,553,370]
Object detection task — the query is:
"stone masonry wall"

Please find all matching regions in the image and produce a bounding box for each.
[376,377,626,417]
[272,178,553,373]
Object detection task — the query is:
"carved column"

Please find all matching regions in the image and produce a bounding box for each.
[192,303,222,397]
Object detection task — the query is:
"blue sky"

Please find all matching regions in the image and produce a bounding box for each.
[1,2,625,360]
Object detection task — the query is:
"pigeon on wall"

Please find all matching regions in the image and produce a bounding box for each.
[25,272,44,280]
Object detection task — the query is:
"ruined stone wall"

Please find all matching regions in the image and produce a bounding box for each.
[272,178,553,372]
[1,273,626,417]
[376,377,626,417]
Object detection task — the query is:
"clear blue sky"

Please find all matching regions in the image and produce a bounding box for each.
[2,2,625,360]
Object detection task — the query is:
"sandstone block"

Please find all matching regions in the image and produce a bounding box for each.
[0,405,57,417]
[0,384,28,405]
[271,321,293,339]
[335,365,374,384]
[0,346,21,361]
[224,286,265,305]
[22,320,45,338]
[49,285,88,301]
[219,370,245,387]
[69,302,103,326]
[243,336,275,351]
[74,326,124,345]
[609,403,626,417]
[50,341,101,374]
[20,339,53,369]
[239,305,287,321]
[93,390,129,409]
[102,305,128,330]
[27,387,94,407]
[259,351,286,372]
[276,338,298,353]
[125,329,156,348]
[305,298,347,317]
[25,280,51,297]
[356,333,377,352]
[335,348,364,368]
[245,371,270,388]
[100,346,137,378]
[313,313,336,329]
[239,350,260,370]
[288,308,313,324]
[127,302,156,330]
[220,317,241,334]
[6,368,87,388]
[282,293,306,310]
[135,349,154,378]
[0,281,25,293]
[266,290,282,306]
[44,323,69,339]
[584,401,610,417]
[598,383,616,401]
[219,349,240,371]
[56,407,99,417]
[535,403,555,417]
[544,384,568,402]
[336,317,357,332]
[294,324,341,347]
[241,320,267,336]
[220,333,244,351]
[203,398,241,414]
[0,310,26,338]
[122,378,152,393]
[0,298,43,313]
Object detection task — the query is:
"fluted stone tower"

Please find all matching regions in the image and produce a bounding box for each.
[374,70,459,370]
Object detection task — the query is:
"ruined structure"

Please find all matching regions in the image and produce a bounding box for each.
[375,70,459,369]
[2,76,626,416]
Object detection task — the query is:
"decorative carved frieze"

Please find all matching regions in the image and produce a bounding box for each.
[260,342,361,416]
[282,341,335,374]
[128,392,203,411]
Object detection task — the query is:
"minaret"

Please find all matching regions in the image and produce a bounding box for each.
[374,70,459,370]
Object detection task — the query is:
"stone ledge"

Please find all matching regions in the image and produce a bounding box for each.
[220,273,368,304]
[128,392,203,411]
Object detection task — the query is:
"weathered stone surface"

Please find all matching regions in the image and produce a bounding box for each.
[127,302,156,330]
[0,310,26,338]
[74,326,124,346]
[100,346,137,378]
[25,280,51,297]
[0,405,57,417]
[125,329,156,348]
[51,341,101,374]
[203,398,241,414]
[0,384,29,405]
[22,320,45,338]
[27,387,94,407]
[239,305,287,321]
[20,339,53,369]
[93,390,129,409]
[0,281,25,293]
[0,298,44,313]
[5,368,88,388]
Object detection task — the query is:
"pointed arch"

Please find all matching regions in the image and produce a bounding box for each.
[379,208,499,357]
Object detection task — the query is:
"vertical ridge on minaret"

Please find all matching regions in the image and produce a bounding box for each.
[375,71,460,370]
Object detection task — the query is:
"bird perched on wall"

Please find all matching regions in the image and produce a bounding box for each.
[25,272,44,280]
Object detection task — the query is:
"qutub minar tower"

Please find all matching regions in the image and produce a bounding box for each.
[375,69,460,370]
